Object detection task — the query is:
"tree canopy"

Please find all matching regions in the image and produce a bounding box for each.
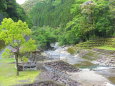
[0,18,37,75]
[0,0,27,22]
[22,0,115,46]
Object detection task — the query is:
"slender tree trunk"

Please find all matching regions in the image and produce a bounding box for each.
[15,53,19,76]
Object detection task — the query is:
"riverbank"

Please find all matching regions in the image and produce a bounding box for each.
[42,45,115,86]
[75,48,115,67]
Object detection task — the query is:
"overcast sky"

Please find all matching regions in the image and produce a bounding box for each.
[16,0,26,4]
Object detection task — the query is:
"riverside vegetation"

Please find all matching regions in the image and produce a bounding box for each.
[0,0,115,86]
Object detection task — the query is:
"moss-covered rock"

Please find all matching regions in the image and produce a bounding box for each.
[73,61,95,68]
[67,47,76,54]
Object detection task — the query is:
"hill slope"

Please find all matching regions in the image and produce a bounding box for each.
[22,0,75,27]
[22,0,115,48]
[0,0,27,22]
[22,0,42,14]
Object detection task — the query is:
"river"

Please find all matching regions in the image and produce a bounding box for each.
[44,43,115,86]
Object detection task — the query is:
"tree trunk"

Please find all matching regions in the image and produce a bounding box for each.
[15,53,19,76]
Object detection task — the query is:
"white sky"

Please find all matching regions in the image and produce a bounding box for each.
[16,0,26,4]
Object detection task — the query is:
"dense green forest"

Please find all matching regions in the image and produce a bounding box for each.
[22,0,115,48]
[0,0,27,22]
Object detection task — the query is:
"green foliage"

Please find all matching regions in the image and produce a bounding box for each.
[0,18,30,44]
[2,48,13,58]
[0,18,37,75]
[0,0,27,24]
[0,18,36,53]
[20,38,37,53]
[32,26,57,49]
[22,0,40,14]
[23,0,115,47]
[0,18,33,54]
[27,0,75,27]
[58,0,115,45]
[109,0,115,18]
[21,56,29,62]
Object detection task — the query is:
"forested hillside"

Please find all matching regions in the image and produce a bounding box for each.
[22,0,40,14]
[23,0,115,48]
[0,0,27,22]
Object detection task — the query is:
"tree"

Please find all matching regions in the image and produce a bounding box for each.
[26,0,75,27]
[60,0,114,45]
[109,0,115,35]
[32,26,56,49]
[0,18,37,76]
[109,0,115,18]
[0,0,27,24]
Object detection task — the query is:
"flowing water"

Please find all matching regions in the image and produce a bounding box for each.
[44,43,115,86]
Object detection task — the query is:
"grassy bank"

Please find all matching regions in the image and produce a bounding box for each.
[75,38,115,50]
[0,58,15,63]
[0,58,40,86]
[96,46,115,50]
[66,38,115,61]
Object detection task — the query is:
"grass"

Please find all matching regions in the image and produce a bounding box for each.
[76,38,115,50]
[96,46,115,50]
[81,51,99,61]
[0,58,41,86]
[0,58,15,63]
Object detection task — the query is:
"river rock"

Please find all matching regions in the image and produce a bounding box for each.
[34,71,81,86]
[22,81,64,86]
[44,60,79,72]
